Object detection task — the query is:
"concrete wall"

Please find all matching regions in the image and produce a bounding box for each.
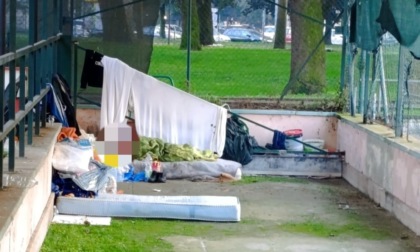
[337,115,420,235]
[231,110,338,151]
[0,125,60,252]
[77,106,102,135]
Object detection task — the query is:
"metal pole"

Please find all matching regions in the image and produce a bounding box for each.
[369,51,378,121]
[73,42,78,114]
[378,46,389,124]
[27,0,37,145]
[339,1,349,91]
[0,64,3,187]
[0,0,5,55]
[40,0,48,128]
[18,56,25,157]
[358,50,366,114]
[395,45,407,137]
[8,0,17,171]
[348,44,356,116]
[363,52,370,123]
[167,2,171,45]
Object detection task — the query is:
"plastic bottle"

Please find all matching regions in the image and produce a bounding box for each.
[2,173,38,188]
[144,154,153,181]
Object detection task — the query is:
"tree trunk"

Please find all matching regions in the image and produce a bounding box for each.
[288,0,325,94]
[274,0,287,49]
[322,0,336,45]
[132,0,161,73]
[180,0,201,50]
[97,0,132,43]
[197,0,214,46]
[159,4,166,38]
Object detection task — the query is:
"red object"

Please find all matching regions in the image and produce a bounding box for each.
[15,99,20,112]
[284,129,303,138]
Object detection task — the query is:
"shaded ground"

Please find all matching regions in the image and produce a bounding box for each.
[118,177,420,252]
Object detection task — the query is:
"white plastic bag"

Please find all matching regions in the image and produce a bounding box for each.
[52,139,93,174]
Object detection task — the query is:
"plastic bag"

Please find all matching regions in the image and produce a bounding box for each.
[52,139,93,174]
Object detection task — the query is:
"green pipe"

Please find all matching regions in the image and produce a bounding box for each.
[153,75,175,86]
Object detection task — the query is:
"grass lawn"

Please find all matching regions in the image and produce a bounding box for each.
[76,39,343,99]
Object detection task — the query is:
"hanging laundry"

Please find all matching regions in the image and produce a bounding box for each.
[100,56,227,156]
[80,49,104,89]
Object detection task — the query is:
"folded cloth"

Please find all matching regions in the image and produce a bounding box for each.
[57,128,98,163]
[271,130,286,150]
[57,127,79,142]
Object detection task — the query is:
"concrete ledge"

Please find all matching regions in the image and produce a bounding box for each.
[231,109,337,117]
[26,193,55,252]
[243,153,343,177]
[0,124,61,252]
[338,115,420,235]
[338,115,420,159]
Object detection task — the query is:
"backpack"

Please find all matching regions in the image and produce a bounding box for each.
[49,74,81,135]
[222,115,253,165]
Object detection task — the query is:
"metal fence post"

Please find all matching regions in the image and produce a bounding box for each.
[378,46,389,124]
[363,51,370,123]
[358,50,366,114]
[7,0,16,171]
[340,0,349,92]
[395,45,408,137]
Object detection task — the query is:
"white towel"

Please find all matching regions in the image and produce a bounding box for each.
[100,56,227,155]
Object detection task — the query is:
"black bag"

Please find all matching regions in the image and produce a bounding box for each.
[51,73,81,135]
[222,115,253,165]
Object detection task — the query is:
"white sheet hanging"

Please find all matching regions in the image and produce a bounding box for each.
[100,56,227,155]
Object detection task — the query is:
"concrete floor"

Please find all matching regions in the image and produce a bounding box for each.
[117,178,420,252]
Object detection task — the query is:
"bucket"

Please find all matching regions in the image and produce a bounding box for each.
[284,129,303,151]
[303,139,325,152]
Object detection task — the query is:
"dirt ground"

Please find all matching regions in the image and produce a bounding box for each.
[118,177,420,252]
